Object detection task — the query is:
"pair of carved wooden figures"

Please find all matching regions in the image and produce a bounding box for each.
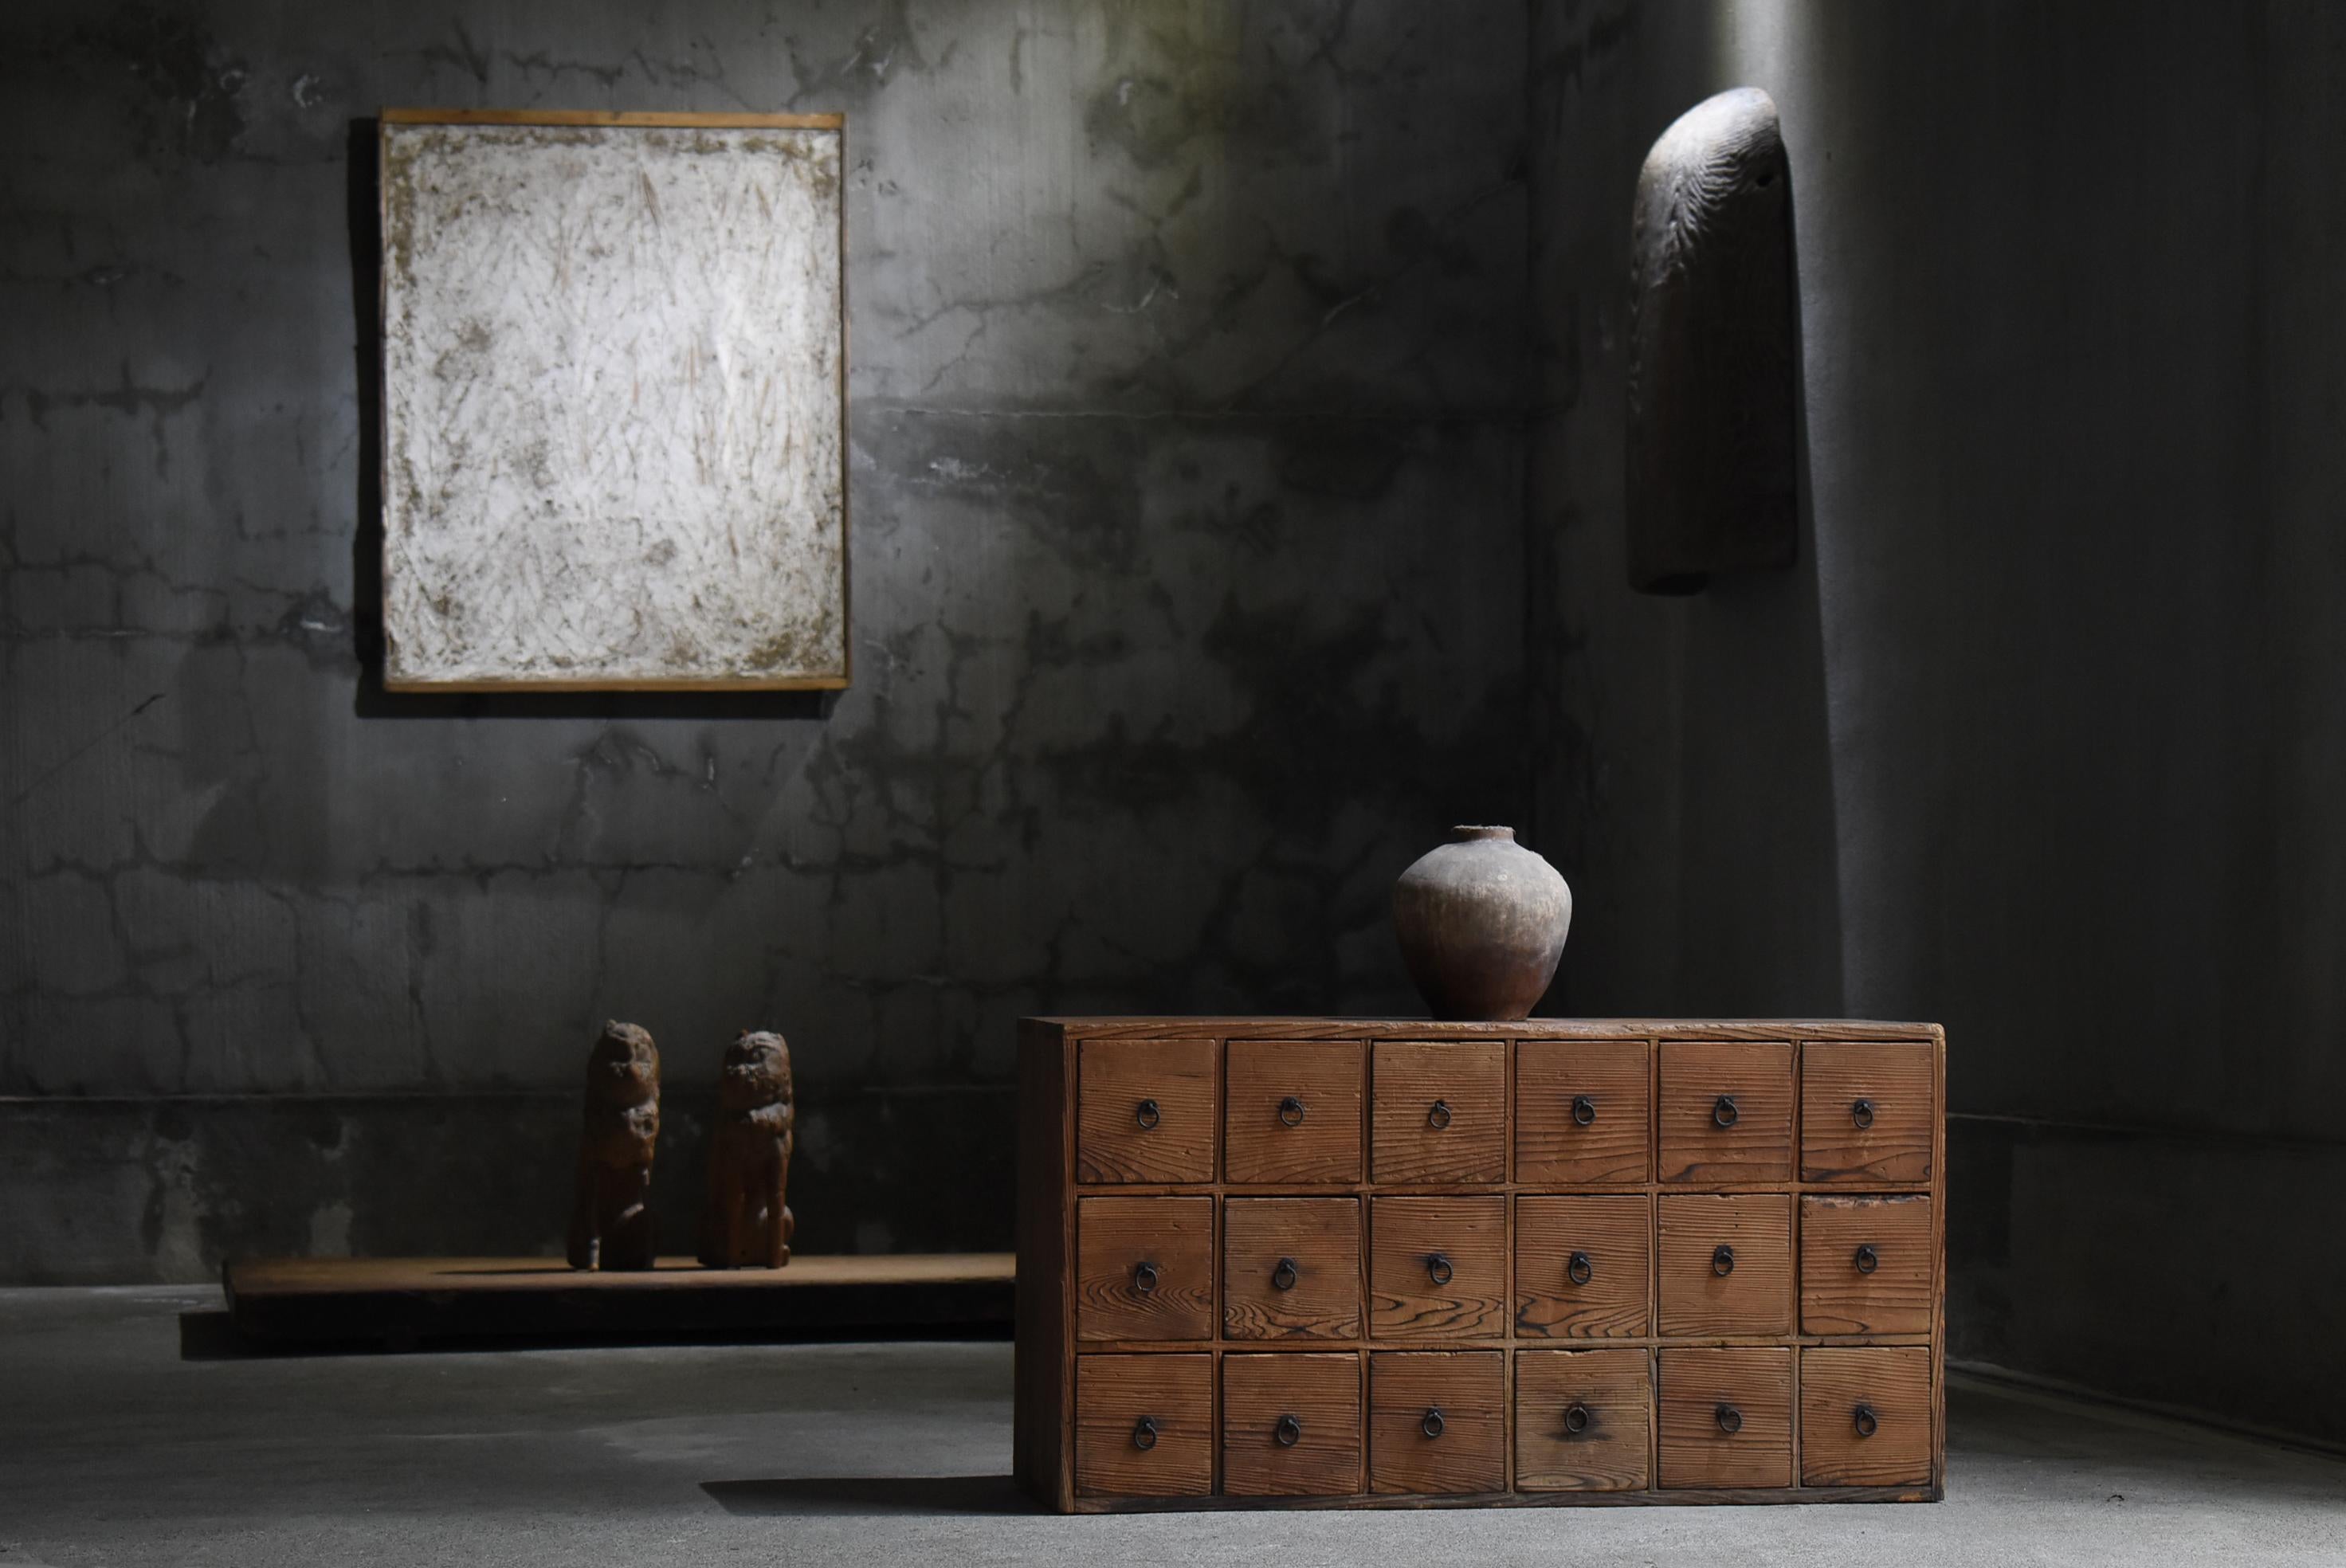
[566,1022,796,1271]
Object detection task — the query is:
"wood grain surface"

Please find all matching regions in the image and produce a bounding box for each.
[1372,1041,1504,1182]
[1222,1354,1363,1495]
[1370,1196,1506,1339]
[1077,1196,1213,1342]
[1223,1198,1362,1340]
[1515,1038,1652,1183]
[1516,1348,1654,1491]
[1658,1194,1793,1337]
[1226,1040,1363,1183]
[1658,1347,1792,1488]
[1799,1195,1934,1335]
[1079,1038,1217,1183]
[1077,1354,1214,1497]
[1800,1041,1935,1183]
[1799,1346,1932,1486]
[1515,1194,1652,1339]
[1369,1351,1505,1494]
[1658,1041,1794,1182]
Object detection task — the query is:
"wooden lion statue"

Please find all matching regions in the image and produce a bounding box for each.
[699,1029,795,1268]
[565,1021,661,1271]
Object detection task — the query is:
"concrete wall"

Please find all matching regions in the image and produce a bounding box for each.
[0,0,1532,1280]
[1530,0,2346,1441]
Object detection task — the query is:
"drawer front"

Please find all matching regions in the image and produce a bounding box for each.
[1516,1194,1652,1339]
[1226,1040,1363,1183]
[1658,1347,1793,1488]
[1800,1195,1934,1335]
[1223,1198,1362,1340]
[1369,1195,1506,1339]
[1371,1040,1504,1183]
[1516,1039,1651,1183]
[1658,1041,1794,1182]
[1657,1194,1792,1338]
[1368,1351,1504,1495]
[1077,1196,1214,1342]
[1075,1354,1213,1497]
[1222,1354,1363,1496]
[1078,1038,1217,1184]
[1800,1347,1933,1487]
[1802,1041,1934,1184]
[1515,1348,1653,1492]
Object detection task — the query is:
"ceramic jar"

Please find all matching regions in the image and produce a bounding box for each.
[1392,825,1572,1021]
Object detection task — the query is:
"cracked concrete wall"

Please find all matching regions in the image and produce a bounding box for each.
[1530,0,2346,1443]
[0,1,1532,1281]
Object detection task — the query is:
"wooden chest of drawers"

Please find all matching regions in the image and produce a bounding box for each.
[1014,1018,1944,1511]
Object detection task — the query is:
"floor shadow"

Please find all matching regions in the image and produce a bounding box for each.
[700,1475,1036,1517]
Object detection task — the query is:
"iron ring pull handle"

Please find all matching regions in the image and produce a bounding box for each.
[1132,1415,1159,1451]
[1421,1408,1446,1440]
[1854,1244,1880,1276]
[1716,1403,1744,1435]
[1132,1260,1159,1294]
[1278,1095,1307,1127]
[1135,1098,1160,1131]
[1426,1252,1454,1287]
[1274,1413,1303,1448]
[1854,1403,1879,1439]
[1567,1250,1594,1287]
[1851,1097,1876,1130]
[1563,1402,1591,1436]
[1427,1098,1453,1131]
[1271,1256,1300,1292]
[1712,1244,1736,1276]
[1572,1094,1597,1127]
[1712,1094,1740,1128]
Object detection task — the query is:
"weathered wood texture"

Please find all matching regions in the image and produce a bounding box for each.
[697,1031,794,1268]
[224,1252,1012,1347]
[1625,86,1797,594]
[1015,1018,1944,1511]
[567,1022,661,1272]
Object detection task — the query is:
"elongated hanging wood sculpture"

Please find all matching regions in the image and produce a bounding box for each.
[700,1030,796,1268]
[1626,87,1799,594]
[567,1021,661,1270]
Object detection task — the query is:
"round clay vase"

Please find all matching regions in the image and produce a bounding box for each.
[1392,825,1572,1021]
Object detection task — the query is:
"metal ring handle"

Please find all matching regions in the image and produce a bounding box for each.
[1712,1094,1740,1128]
[1135,1098,1160,1131]
[1854,1244,1879,1276]
[1426,1252,1454,1287]
[1132,1260,1159,1294]
[1563,1402,1591,1436]
[1277,1095,1306,1127]
[1567,1250,1594,1287]
[1132,1415,1158,1450]
[1712,1244,1736,1276]
[1271,1256,1299,1292]
[1427,1098,1452,1131]
[1854,1403,1879,1439]
[1852,1097,1876,1130]
[1274,1413,1302,1448]
[1716,1403,1744,1435]
[1572,1094,1597,1127]
[1421,1408,1446,1440]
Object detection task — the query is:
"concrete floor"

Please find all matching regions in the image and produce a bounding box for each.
[2,1288,2341,1566]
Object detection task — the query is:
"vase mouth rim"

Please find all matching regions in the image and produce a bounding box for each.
[1449,824,1517,841]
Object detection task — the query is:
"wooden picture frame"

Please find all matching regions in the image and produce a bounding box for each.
[377,110,849,692]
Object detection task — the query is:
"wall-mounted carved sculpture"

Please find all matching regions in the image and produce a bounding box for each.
[699,1030,796,1268]
[1626,86,1798,594]
[566,1021,661,1271]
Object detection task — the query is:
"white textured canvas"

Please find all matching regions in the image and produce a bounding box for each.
[379,117,845,688]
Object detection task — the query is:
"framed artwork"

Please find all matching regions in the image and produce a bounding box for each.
[377,110,848,690]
